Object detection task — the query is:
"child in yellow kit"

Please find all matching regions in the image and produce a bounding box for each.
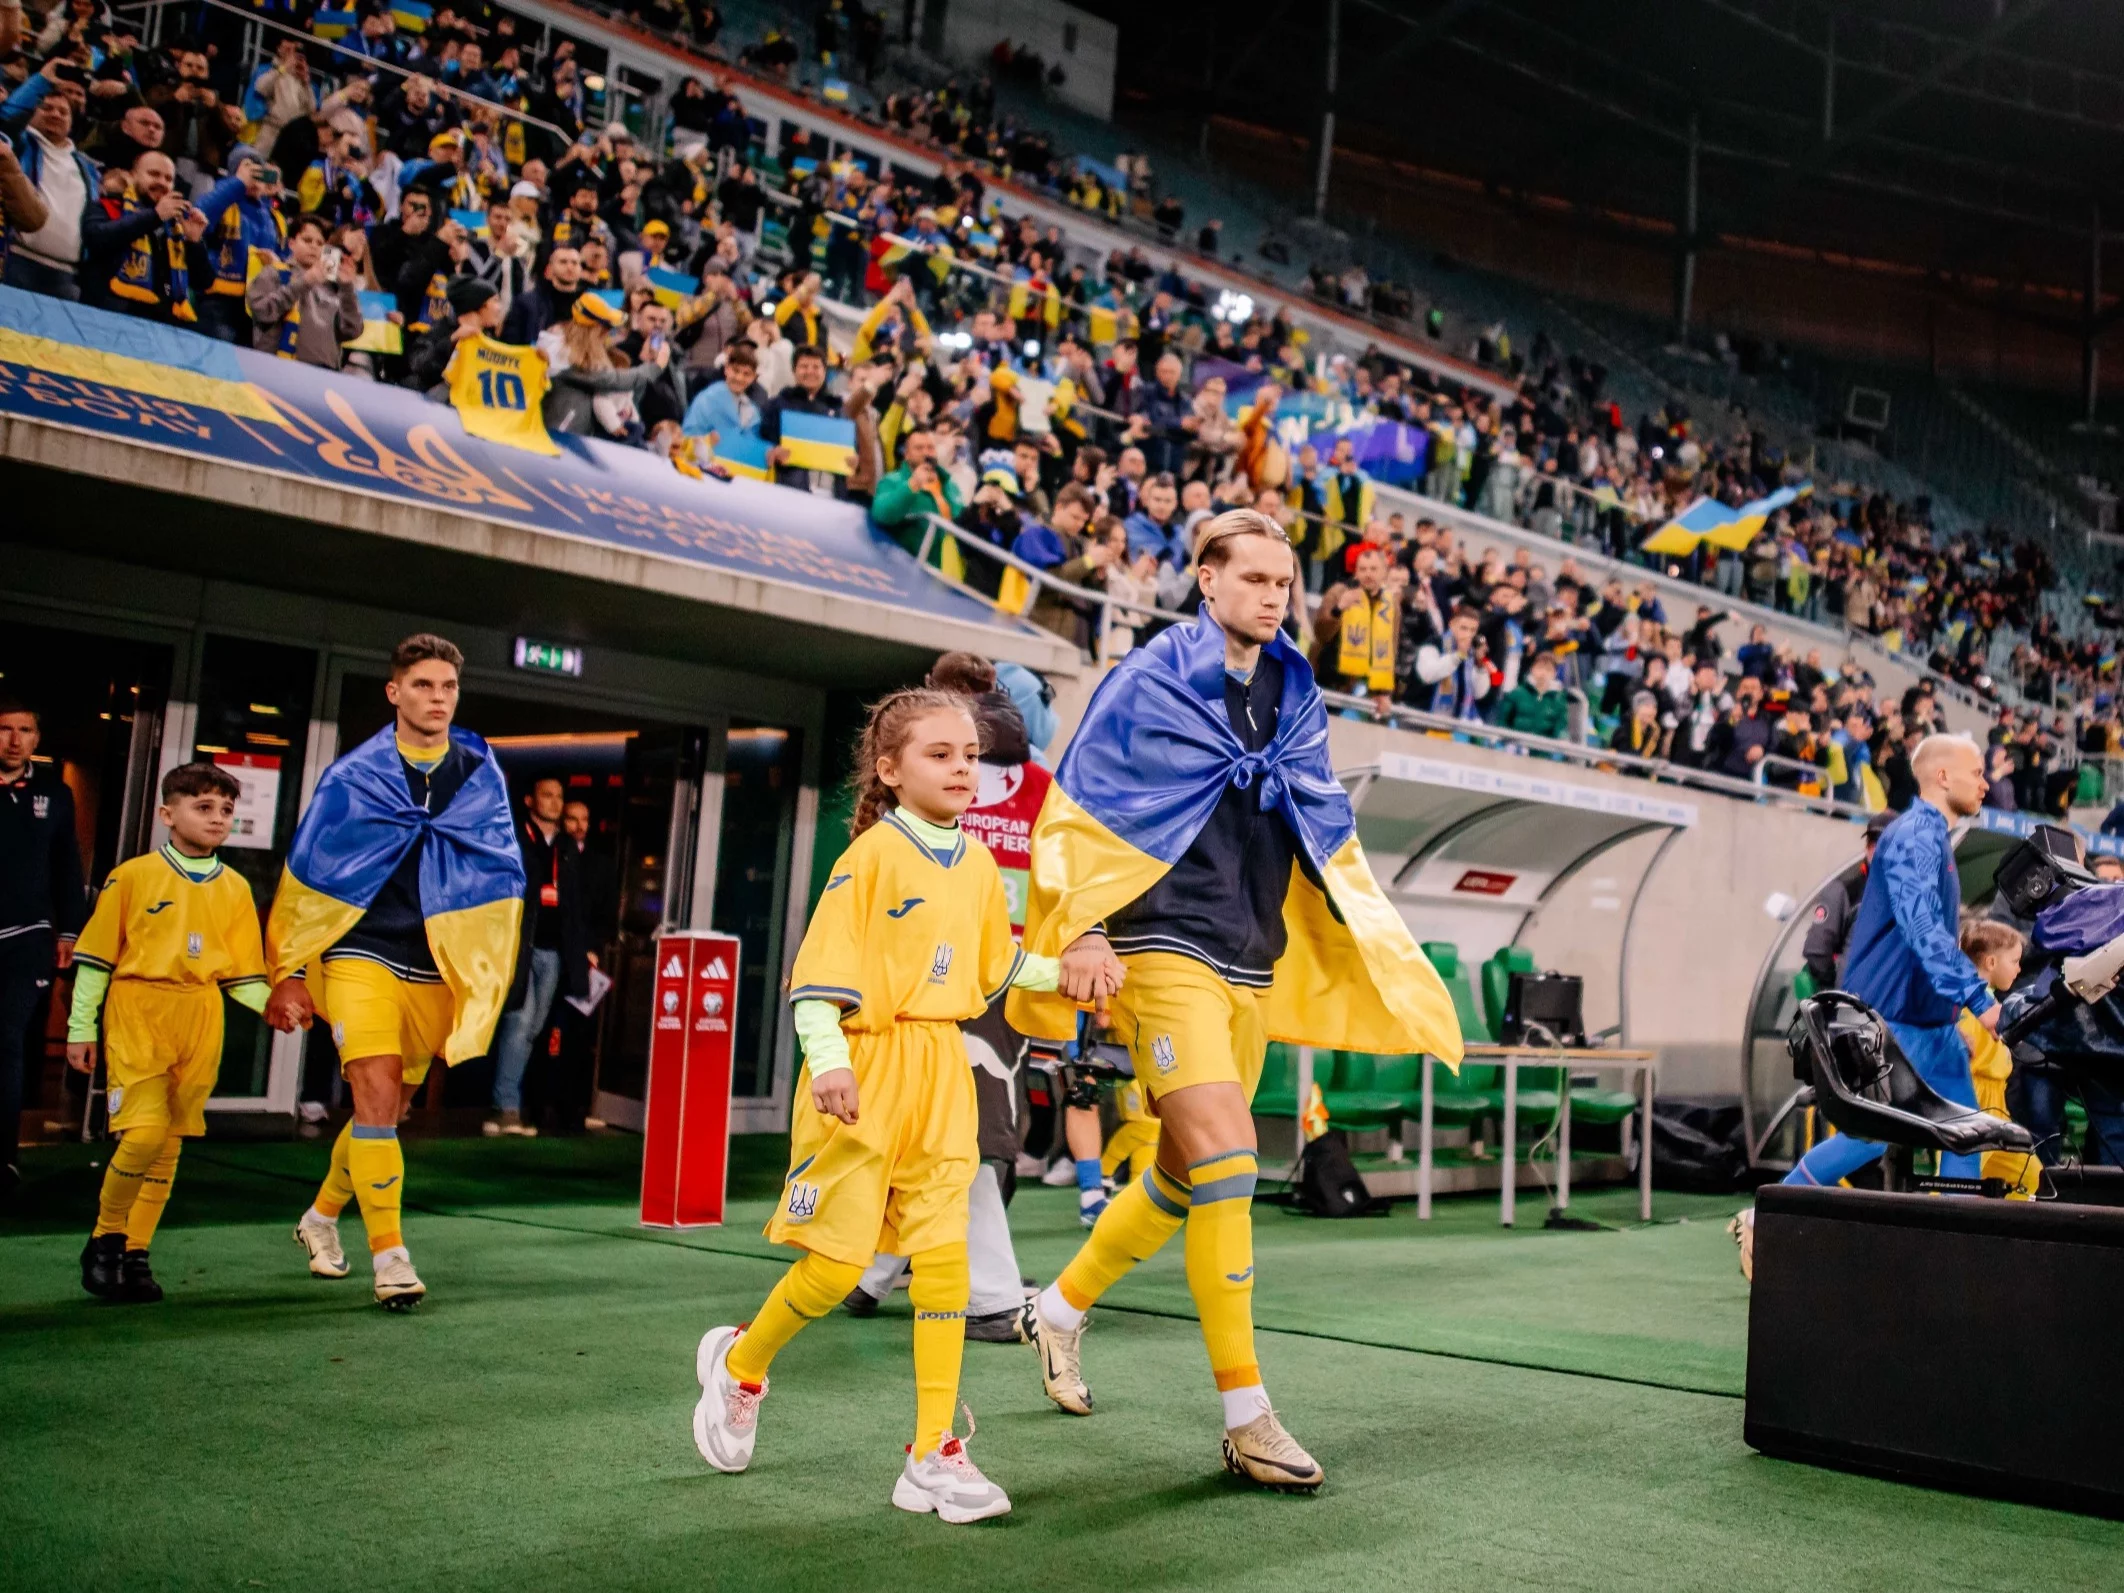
[68,764,267,1302]
[1958,918,2040,1198]
[690,687,1061,1524]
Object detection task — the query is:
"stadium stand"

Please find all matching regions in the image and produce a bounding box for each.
[9,0,2099,799]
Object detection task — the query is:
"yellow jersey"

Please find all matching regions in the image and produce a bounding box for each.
[444,335,558,456]
[791,809,1020,1032]
[73,845,268,994]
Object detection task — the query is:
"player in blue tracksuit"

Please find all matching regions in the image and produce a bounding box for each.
[1784,735,2000,1187]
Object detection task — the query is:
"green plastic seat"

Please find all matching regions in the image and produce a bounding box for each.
[1566,1085,1641,1125]
[1481,946,1538,1040]
[1323,1052,1413,1130]
[1253,1041,1299,1118]
[1422,942,1505,1120]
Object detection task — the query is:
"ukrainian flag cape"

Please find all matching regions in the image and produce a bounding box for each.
[266,726,525,1061]
[1007,616,1464,1065]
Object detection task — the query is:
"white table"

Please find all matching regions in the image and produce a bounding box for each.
[1416,1044,1658,1226]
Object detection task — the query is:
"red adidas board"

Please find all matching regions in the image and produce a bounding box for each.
[640,930,741,1228]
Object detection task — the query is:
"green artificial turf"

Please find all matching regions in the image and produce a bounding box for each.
[3,1136,2120,1593]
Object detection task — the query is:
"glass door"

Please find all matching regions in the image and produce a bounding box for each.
[713,722,803,1102]
[186,635,319,1109]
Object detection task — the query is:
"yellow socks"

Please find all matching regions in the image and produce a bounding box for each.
[722,1245,964,1456]
[726,1251,865,1386]
[1049,1162,1192,1321]
[95,1129,175,1244]
[313,1120,355,1220]
[346,1123,406,1255]
[1184,1149,1265,1419]
[123,1138,182,1249]
[907,1242,969,1457]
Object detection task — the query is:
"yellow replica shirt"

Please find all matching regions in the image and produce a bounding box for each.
[72,844,268,993]
[791,809,1021,1032]
[444,335,558,456]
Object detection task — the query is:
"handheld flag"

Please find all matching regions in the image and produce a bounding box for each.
[449,208,490,239]
[779,410,859,475]
[310,8,356,37]
[389,0,431,30]
[645,265,700,310]
[714,431,774,481]
[344,290,403,355]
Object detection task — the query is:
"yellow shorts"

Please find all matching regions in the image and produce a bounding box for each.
[104,982,224,1137]
[766,1020,978,1267]
[318,958,455,1084]
[1111,951,1267,1103]
[1101,1079,1161,1180]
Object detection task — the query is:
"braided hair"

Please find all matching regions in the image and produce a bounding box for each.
[848,687,977,837]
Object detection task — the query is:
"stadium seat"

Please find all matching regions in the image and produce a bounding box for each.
[1480,946,1537,1039]
[1320,1052,1416,1131]
[1254,1041,1298,1118]
[1477,944,1635,1128]
[1422,943,1506,1121]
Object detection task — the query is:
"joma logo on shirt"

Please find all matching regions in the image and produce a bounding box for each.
[146,902,174,915]
[887,897,924,919]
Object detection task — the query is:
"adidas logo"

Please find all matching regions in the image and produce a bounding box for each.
[702,957,730,980]
[662,955,684,978]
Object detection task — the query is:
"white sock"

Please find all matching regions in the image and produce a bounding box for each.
[303,1206,337,1227]
[1221,1382,1272,1429]
[1038,1282,1085,1333]
[372,1244,410,1271]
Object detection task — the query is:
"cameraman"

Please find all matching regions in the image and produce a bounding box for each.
[1780,735,1996,1190]
[1413,604,1490,721]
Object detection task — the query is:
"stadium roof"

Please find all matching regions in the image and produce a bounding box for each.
[1104,0,2124,303]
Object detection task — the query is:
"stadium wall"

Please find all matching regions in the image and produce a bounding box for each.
[1322,716,1860,1098]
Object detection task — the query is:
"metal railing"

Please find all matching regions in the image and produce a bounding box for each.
[911,512,1871,819]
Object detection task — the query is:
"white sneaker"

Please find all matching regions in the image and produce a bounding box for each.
[693,1325,766,1473]
[1033,1295,1092,1416]
[1728,1208,1755,1283]
[293,1211,350,1279]
[891,1427,1011,1523]
[1221,1410,1325,1492]
[372,1250,425,1311]
[1039,1157,1077,1187]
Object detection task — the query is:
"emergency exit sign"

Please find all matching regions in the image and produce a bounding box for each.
[513,638,583,677]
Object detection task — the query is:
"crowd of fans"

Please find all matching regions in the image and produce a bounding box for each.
[7,0,2124,809]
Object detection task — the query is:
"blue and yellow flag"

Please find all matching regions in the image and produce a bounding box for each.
[780,410,858,475]
[645,264,700,310]
[1006,616,1463,1063]
[345,290,402,355]
[266,725,525,1061]
[714,431,773,480]
[390,0,431,31]
[311,8,357,37]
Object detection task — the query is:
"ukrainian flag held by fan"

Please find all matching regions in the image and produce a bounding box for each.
[265,725,524,1062]
[1005,614,1464,1064]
